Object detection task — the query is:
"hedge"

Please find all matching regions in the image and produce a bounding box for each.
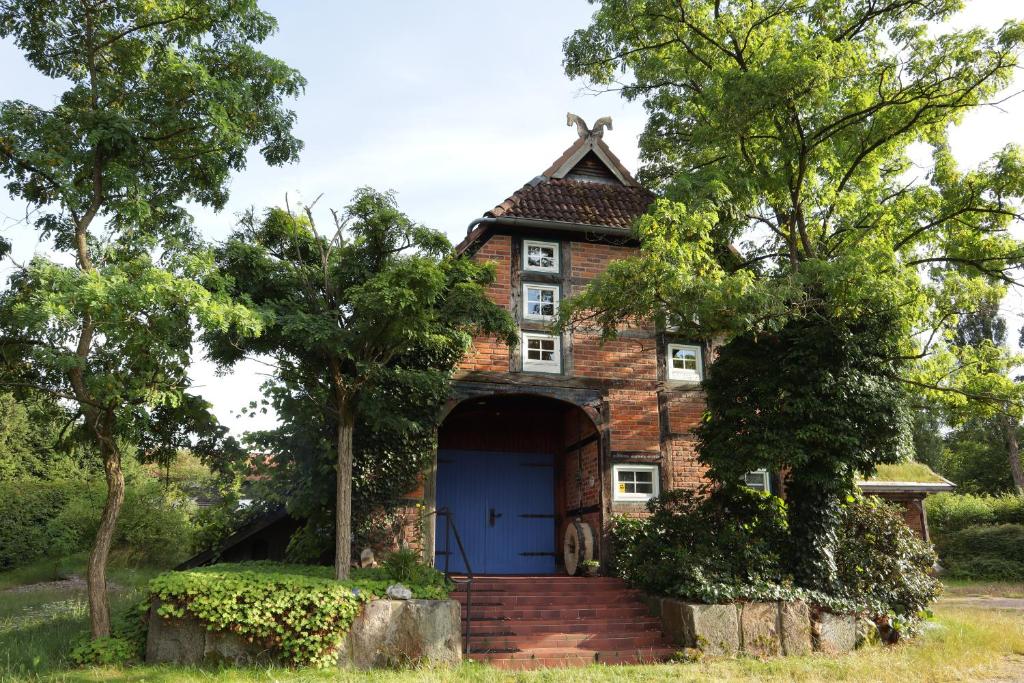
[925,493,1024,537]
[0,477,195,570]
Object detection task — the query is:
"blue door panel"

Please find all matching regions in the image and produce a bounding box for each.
[436,450,556,574]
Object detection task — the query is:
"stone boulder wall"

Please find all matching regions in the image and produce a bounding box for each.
[339,599,461,669]
[657,598,851,657]
[145,598,461,669]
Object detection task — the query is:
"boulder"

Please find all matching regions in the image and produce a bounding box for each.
[739,601,781,656]
[146,598,460,669]
[778,601,812,656]
[339,599,461,669]
[816,612,857,654]
[661,600,740,656]
[145,604,206,665]
[145,601,275,666]
[386,583,413,600]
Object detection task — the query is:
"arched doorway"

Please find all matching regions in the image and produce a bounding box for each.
[435,394,600,575]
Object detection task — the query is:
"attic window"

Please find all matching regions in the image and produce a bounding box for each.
[523,240,559,273]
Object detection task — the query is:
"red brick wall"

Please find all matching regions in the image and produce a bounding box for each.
[461,235,512,372]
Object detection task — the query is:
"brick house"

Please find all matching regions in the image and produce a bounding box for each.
[415,117,726,576]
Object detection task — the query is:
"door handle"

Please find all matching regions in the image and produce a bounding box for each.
[489,508,503,527]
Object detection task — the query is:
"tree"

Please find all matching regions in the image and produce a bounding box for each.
[561,1,1024,581]
[0,1,303,637]
[209,189,517,579]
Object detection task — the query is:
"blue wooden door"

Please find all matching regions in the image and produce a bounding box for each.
[435,450,556,574]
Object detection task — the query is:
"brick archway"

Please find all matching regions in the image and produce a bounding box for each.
[428,392,603,574]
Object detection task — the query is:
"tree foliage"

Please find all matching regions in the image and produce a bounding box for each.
[561,0,1024,584]
[208,189,517,578]
[0,0,303,637]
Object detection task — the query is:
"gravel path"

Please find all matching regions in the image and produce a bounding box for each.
[1,575,93,593]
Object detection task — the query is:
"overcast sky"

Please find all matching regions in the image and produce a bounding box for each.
[1,1,1022,436]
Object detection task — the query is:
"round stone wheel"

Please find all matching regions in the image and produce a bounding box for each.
[562,520,595,576]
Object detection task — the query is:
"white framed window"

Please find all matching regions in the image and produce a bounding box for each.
[613,464,660,502]
[522,332,560,373]
[523,239,559,273]
[667,343,703,381]
[744,469,771,493]
[523,283,559,321]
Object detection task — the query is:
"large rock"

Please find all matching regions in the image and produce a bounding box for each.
[145,601,274,666]
[739,602,781,656]
[779,601,812,656]
[146,598,461,669]
[339,599,461,669]
[661,600,740,656]
[816,612,857,654]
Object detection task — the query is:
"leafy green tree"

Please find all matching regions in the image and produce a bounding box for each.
[0,0,303,637]
[0,391,91,479]
[561,1,1024,584]
[209,189,517,579]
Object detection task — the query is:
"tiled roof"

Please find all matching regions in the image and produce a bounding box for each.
[486,176,654,230]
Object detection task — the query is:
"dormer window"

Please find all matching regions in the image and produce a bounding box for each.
[667,343,703,382]
[523,284,559,321]
[523,240,559,273]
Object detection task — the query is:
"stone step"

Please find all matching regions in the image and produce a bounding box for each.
[453,591,645,607]
[467,645,677,669]
[467,631,668,651]
[462,605,650,620]
[466,616,663,636]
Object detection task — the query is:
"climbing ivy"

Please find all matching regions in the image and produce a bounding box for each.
[147,562,451,667]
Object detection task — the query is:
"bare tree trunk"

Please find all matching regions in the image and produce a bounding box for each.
[1005,415,1024,495]
[86,416,125,638]
[335,394,356,580]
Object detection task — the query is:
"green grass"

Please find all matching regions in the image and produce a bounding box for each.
[862,462,946,483]
[2,573,1023,682]
[942,578,1024,599]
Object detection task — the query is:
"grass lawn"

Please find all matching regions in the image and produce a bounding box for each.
[2,571,1023,683]
[941,579,1024,599]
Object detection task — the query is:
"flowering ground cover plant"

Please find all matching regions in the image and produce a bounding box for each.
[147,561,451,668]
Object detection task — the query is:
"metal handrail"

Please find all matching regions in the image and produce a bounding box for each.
[434,507,475,654]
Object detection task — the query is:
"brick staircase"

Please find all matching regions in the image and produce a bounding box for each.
[453,576,676,669]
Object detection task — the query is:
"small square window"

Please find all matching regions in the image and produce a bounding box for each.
[744,469,771,493]
[523,284,559,320]
[613,464,660,502]
[667,343,703,381]
[523,240,559,273]
[522,332,560,373]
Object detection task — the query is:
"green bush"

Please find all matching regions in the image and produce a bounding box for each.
[0,476,195,570]
[833,496,940,616]
[148,561,451,668]
[943,555,1024,581]
[608,487,791,601]
[926,493,1024,536]
[610,490,939,619]
[935,524,1024,581]
[0,480,77,569]
[69,637,139,667]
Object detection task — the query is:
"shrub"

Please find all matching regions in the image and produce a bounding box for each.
[610,491,939,620]
[944,556,1024,581]
[925,493,1024,536]
[833,496,940,617]
[0,480,74,569]
[69,637,139,666]
[608,487,790,600]
[0,476,196,570]
[148,561,451,667]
